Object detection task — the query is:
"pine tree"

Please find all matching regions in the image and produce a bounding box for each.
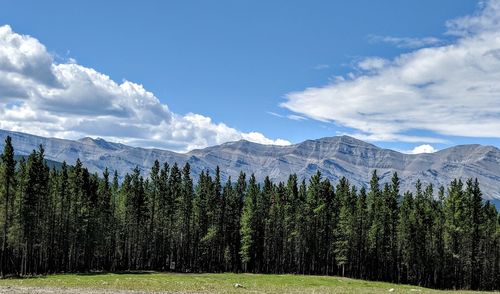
[125,167,147,269]
[255,176,272,272]
[180,163,193,270]
[215,167,226,271]
[444,179,467,289]
[192,170,210,271]
[283,174,298,273]
[168,163,182,270]
[240,174,258,272]
[47,167,59,272]
[222,176,239,271]
[320,178,335,275]
[0,136,15,276]
[334,177,353,276]
[0,140,498,290]
[57,162,70,271]
[295,179,308,274]
[387,173,400,281]
[19,146,49,274]
[367,170,384,280]
[147,160,160,268]
[353,187,368,279]
[430,186,446,288]
[156,162,170,271]
[397,191,416,284]
[227,172,246,272]
[97,168,113,269]
[413,180,429,285]
[202,166,222,272]
[264,180,279,273]
[480,201,498,290]
[468,178,483,289]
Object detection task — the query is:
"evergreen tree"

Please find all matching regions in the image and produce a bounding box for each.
[283,174,298,273]
[295,179,308,274]
[387,173,400,281]
[214,167,225,271]
[264,180,282,273]
[223,176,240,271]
[180,163,193,270]
[240,174,258,272]
[367,170,384,280]
[353,187,368,279]
[304,171,322,274]
[168,163,182,270]
[444,179,467,289]
[397,191,416,284]
[97,168,113,269]
[256,176,272,272]
[0,136,15,276]
[126,167,147,269]
[334,177,353,276]
[156,162,170,271]
[468,178,483,289]
[0,140,498,290]
[147,161,161,268]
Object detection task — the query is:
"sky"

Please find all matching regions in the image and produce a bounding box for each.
[2,0,500,153]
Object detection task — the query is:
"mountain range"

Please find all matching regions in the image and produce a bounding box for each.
[1,129,499,202]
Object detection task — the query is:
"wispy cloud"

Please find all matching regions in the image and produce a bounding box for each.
[282,0,500,144]
[287,114,307,121]
[346,133,447,144]
[268,111,307,121]
[0,25,290,152]
[313,64,330,70]
[357,57,389,71]
[267,111,284,118]
[368,34,442,49]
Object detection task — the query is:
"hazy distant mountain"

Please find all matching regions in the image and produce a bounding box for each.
[1,129,500,201]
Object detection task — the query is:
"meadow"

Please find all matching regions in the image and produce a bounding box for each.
[0,273,494,293]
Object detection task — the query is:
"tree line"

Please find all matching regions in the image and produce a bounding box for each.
[0,136,499,290]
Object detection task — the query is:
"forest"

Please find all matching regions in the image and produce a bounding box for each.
[0,136,498,290]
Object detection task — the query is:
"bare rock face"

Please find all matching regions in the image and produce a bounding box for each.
[1,129,500,201]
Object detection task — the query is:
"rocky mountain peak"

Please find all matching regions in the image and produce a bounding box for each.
[1,128,500,202]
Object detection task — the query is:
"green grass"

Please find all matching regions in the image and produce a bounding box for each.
[0,272,494,293]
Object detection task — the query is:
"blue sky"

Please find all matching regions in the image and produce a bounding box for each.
[2,0,500,152]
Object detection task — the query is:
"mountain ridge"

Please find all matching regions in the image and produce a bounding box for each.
[1,128,500,201]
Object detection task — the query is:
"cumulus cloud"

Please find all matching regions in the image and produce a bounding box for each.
[282,0,500,143]
[0,25,290,152]
[406,144,437,154]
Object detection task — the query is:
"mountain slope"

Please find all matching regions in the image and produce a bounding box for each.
[1,129,499,200]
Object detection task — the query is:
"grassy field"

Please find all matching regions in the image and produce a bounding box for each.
[0,272,494,293]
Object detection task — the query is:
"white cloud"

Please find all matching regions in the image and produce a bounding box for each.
[446,0,500,36]
[241,132,291,146]
[0,25,290,152]
[267,111,284,118]
[282,0,500,143]
[287,114,307,121]
[406,144,438,154]
[368,35,442,49]
[268,111,307,121]
[357,57,389,71]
